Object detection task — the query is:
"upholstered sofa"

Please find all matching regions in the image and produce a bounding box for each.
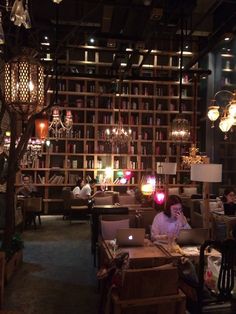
[62,189,143,220]
[181,197,220,228]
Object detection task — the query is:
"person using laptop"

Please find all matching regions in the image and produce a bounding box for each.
[222,188,236,215]
[151,195,191,242]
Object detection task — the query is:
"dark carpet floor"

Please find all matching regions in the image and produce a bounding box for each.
[3,216,100,314]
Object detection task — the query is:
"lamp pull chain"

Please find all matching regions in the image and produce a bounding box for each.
[54,3,59,105]
[179,14,184,114]
[5,0,9,11]
[193,74,198,145]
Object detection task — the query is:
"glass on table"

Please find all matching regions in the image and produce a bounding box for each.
[167,224,180,252]
[110,239,119,255]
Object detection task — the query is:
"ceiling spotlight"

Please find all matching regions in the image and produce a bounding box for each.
[89,37,95,44]
[52,0,63,3]
[224,37,230,41]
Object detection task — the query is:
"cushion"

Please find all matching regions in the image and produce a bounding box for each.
[119,194,138,205]
[183,187,197,197]
[101,219,129,240]
[168,187,180,195]
[200,200,219,213]
[94,196,113,205]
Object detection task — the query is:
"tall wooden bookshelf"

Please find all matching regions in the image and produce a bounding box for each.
[16,44,200,213]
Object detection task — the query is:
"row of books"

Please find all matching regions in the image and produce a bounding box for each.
[49,175,65,184]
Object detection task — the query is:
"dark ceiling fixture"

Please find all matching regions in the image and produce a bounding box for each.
[170,13,190,142]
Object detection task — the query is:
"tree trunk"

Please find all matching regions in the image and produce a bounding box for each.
[3,168,16,250]
[2,113,18,250]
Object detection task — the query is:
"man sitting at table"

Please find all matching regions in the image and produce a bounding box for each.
[16,174,38,197]
[151,195,191,242]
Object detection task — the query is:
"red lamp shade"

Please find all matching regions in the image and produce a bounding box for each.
[35,116,49,140]
[154,190,165,205]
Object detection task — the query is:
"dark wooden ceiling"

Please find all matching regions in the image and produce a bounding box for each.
[2,0,236,68]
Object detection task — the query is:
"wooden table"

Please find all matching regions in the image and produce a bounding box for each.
[102,238,221,267]
[100,240,186,313]
[102,239,173,268]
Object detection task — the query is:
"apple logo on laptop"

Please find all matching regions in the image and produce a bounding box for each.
[128,235,133,240]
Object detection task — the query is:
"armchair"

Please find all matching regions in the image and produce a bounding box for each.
[179,239,236,313]
[62,188,89,223]
[23,197,42,229]
[111,264,186,314]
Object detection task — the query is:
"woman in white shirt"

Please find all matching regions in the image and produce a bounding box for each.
[151,195,191,241]
[72,178,84,198]
[79,179,102,200]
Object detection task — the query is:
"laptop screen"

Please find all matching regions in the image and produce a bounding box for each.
[116,228,145,246]
[176,228,209,246]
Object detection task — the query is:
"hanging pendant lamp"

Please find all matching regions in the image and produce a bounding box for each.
[170,15,190,142]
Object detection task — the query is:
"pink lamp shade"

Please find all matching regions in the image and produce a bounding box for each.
[154,190,165,205]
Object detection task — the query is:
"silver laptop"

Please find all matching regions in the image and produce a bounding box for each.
[116,228,145,246]
[176,228,209,246]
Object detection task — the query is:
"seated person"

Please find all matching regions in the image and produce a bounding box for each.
[151,195,191,242]
[72,178,85,198]
[222,188,236,215]
[16,175,38,197]
[79,178,102,200]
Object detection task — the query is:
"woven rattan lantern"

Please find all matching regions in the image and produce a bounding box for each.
[4,55,45,117]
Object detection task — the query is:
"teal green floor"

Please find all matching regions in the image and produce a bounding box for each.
[3,216,99,314]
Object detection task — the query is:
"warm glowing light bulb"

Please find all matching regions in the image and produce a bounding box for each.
[105,167,113,178]
[228,102,236,117]
[141,183,153,196]
[29,81,34,91]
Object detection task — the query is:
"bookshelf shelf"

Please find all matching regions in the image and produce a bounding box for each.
[16,44,199,213]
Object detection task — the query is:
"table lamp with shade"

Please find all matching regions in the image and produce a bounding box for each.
[156,162,177,200]
[190,164,222,229]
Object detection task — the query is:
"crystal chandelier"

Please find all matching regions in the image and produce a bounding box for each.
[10,0,31,29]
[0,0,64,44]
[3,131,44,165]
[105,80,132,147]
[207,90,236,139]
[170,15,190,142]
[105,123,132,147]
[49,108,73,139]
[170,115,190,142]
